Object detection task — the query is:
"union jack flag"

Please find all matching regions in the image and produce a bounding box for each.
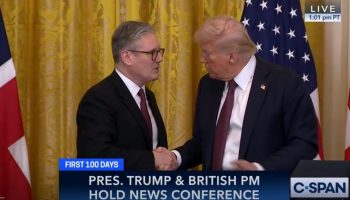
[0,9,32,199]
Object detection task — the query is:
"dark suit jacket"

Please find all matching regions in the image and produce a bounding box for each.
[177,58,318,172]
[76,71,167,170]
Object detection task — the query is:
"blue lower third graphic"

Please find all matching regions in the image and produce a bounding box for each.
[59,169,289,200]
[59,158,124,171]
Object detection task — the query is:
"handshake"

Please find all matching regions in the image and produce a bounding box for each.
[152,147,178,171]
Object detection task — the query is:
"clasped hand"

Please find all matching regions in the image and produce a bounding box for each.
[153,147,178,171]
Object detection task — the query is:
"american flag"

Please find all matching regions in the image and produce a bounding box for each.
[241,0,323,159]
[0,9,32,199]
[345,89,350,160]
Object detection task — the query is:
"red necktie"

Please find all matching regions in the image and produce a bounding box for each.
[138,89,153,139]
[212,80,237,170]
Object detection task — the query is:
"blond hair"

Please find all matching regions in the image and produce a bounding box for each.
[195,16,256,58]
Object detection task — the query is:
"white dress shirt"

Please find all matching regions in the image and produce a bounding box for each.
[174,56,263,170]
[116,69,158,149]
[220,56,260,170]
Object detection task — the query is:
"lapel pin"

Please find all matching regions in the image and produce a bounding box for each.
[260,84,266,90]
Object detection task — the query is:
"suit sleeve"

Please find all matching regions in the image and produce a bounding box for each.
[175,79,204,169]
[76,89,156,170]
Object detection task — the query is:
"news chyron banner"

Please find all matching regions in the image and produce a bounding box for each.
[59,159,289,200]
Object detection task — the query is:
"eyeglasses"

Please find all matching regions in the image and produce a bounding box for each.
[126,48,165,61]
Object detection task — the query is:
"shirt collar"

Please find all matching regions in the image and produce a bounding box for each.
[115,68,145,98]
[233,55,256,91]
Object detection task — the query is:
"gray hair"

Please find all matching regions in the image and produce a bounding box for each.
[112,21,155,64]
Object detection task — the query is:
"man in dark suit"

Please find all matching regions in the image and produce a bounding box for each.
[76,21,176,170]
[173,16,318,172]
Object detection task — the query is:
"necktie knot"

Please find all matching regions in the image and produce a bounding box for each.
[228,79,237,91]
[138,89,146,99]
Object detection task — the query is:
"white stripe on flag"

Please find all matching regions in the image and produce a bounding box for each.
[311,88,322,160]
[310,89,320,120]
[8,136,31,185]
[0,58,16,87]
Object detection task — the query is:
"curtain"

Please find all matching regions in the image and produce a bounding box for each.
[322,0,350,159]
[0,0,324,199]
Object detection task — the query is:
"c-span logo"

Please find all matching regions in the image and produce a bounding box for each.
[291,178,349,198]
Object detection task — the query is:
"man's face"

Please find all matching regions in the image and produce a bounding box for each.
[128,33,163,86]
[199,42,233,81]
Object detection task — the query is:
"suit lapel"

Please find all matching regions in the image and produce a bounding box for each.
[146,89,167,147]
[111,71,153,149]
[239,60,270,158]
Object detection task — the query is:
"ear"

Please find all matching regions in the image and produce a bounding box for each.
[228,53,237,64]
[120,50,132,65]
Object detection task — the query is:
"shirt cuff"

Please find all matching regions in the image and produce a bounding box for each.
[253,162,265,171]
[171,150,182,168]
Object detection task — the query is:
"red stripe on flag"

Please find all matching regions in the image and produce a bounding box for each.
[348,89,350,110]
[0,79,31,199]
[346,88,350,160]
[317,121,324,160]
[0,78,24,146]
[346,147,350,160]
[0,148,31,199]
